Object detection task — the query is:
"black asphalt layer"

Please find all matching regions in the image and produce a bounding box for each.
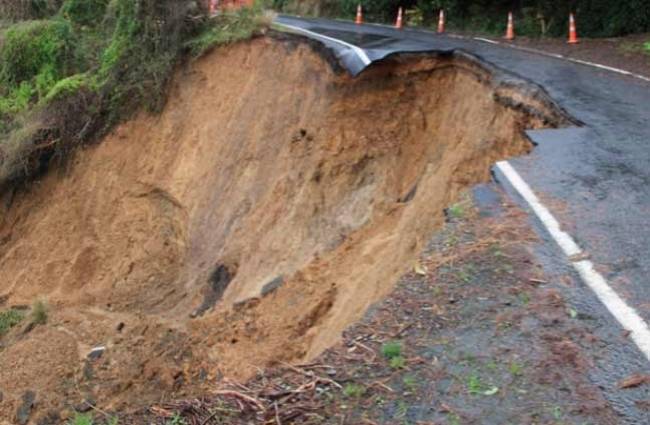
[275,15,650,423]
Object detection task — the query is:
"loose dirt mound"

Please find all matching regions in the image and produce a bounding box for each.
[0,34,567,421]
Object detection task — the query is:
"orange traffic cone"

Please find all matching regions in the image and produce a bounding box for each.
[437,9,445,33]
[395,7,403,29]
[568,13,579,44]
[505,12,515,40]
[355,4,363,25]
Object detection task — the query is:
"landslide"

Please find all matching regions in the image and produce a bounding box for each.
[0,34,569,420]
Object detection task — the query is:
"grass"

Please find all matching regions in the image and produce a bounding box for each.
[389,355,407,369]
[447,203,465,220]
[31,299,48,325]
[381,341,402,359]
[402,375,418,391]
[343,382,366,398]
[621,40,650,56]
[166,413,187,425]
[69,416,118,425]
[0,308,25,336]
[467,373,499,396]
[186,7,271,58]
[0,0,270,188]
[69,413,93,425]
[509,361,524,377]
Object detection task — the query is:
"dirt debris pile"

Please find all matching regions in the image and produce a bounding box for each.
[0,34,567,420]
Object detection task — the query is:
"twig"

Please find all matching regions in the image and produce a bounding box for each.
[212,390,265,412]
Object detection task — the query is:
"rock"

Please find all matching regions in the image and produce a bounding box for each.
[16,391,36,425]
[261,276,285,297]
[116,322,125,332]
[74,395,96,413]
[87,346,105,360]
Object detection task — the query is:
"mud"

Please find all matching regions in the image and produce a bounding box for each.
[0,34,567,421]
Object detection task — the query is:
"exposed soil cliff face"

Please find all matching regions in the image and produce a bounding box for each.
[0,35,567,420]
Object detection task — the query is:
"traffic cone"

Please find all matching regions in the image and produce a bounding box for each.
[437,9,445,33]
[568,13,579,44]
[355,4,363,25]
[395,7,403,29]
[505,12,515,40]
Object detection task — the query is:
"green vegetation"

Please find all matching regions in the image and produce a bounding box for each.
[0,0,269,188]
[381,341,406,369]
[389,355,406,369]
[644,41,650,54]
[187,5,271,58]
[69,413,94,425]
[447,202,465,220]
[166,413,187,425]
[0,308,25,336]
[381,341,402,359]
[31,299,48,325]
[403,375,418,391]
[343,382,366,398]
[509,361,524,377]
[466,373,499,396]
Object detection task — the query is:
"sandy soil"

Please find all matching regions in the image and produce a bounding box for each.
[0,34,568,423]
[132,185,623,424]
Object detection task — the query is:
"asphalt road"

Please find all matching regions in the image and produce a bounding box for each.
[275,15,650,423]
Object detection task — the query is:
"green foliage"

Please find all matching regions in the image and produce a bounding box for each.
[381,341,402,359]
[0,19,74,88]
[186,6,270,58]
[31,300,48,325]
[69,413,94,425]
[466,373,499,396]
[61,0,110,26]
[0,308,25,336]
[166,413,187,425]
[1,0,267,187]
[343,382,366,398]
[644,41,650,54]
[389,355,406,369]
[43,73,95,103]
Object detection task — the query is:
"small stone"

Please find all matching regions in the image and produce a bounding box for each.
[261,276,285,297]
[74,395,96,413]
[87,346,105,360]
[16,390,36,425]
[116,322,125,332]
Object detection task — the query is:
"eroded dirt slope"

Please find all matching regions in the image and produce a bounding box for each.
[0,34,567,421]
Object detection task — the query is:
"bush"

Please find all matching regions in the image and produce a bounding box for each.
[0,0,268,189]
[186,6,271,58]
[31,300,48,325]
[0,308,25,335]
[60,0,109,26]
[0,19,75,88]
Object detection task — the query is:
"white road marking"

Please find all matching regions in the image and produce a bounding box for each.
[473,37,650,83]
[273,22,372,65]
[496,160,650,362]
[574,260,650,359]
[473,37,500,45]
[496,161,582,257]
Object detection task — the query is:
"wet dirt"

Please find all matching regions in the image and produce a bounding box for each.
[0,34,568,422]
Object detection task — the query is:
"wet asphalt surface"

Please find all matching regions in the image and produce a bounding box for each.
[275,16,650,423]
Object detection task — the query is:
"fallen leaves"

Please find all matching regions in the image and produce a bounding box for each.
[618,374,650,389]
